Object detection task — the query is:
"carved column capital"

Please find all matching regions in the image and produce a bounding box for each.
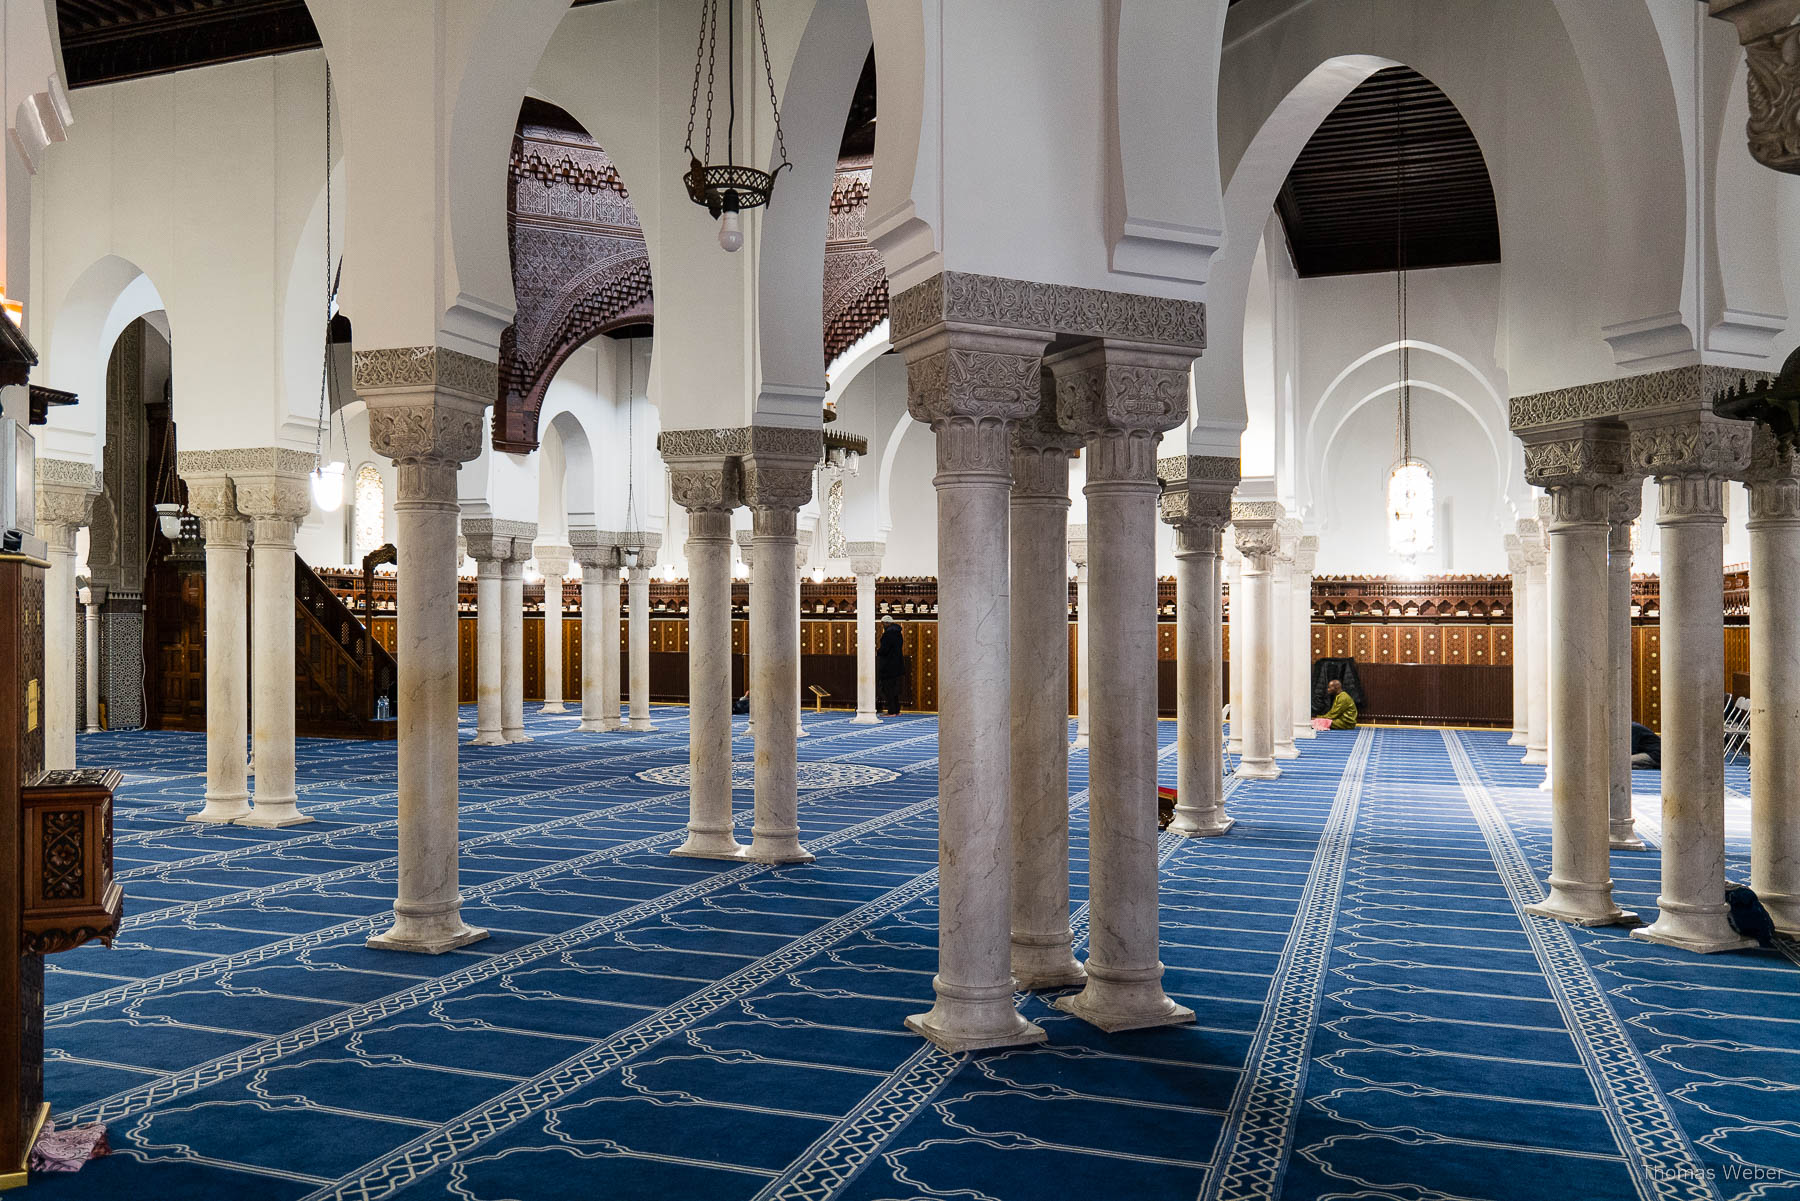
[1709,2,1800,174]
[1503,532,1526,574]
[1292,535,1319,575]
[847,540,886,576]
[534,546,572,579]
[1629,411,1753,482]
[233,472,313,527]
[463,518,538,563]
[1066,524,1088,569]
[1745,423,1800,523]
[1232,521,1279,565]
[665,455,742,515]
[34,457,101,546]
[363,385,488,468]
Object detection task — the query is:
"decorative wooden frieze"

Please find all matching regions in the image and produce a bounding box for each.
[21,767,123,957]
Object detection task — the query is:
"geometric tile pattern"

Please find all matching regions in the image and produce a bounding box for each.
[41,718,1799,1200]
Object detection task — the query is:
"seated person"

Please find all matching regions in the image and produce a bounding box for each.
[1630,721,1661,768]
[1323,679,1358,729]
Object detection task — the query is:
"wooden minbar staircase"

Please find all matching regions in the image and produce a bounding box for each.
[295,554,398,740]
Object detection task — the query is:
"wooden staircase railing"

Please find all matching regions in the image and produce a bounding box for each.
[294,553,398,740]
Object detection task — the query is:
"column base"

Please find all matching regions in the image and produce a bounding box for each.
[1273,743,1300,760]
[849,713,881,725]
[367,904,489,955]
[471,732,507,746]
[1525,886,1638,928]
[1507,731,1528,746]
[238,799,314,828]
[1632,897,1756,953]
[1538,776,1553,793]
[1169,813,1235,838]
[1609,821,1648,851]
[1757,890,1800,937]
[539,702,566,714]
[671,830,746,861]
[1226,739,1243,757]
[796,722,808,738]
[1011,934,1086,991]
[906,988,1046,1054]
[1049,972,1196,1034]
[576,719,608,732]
[187,795,252,824]
[1071,733,1090,750]
[1521,748,1549,765]
[744,834,815,864]
[503,731,533,744]
[1295,725,1317,741]
[629,719,656,732]
[1236,758,1281,780]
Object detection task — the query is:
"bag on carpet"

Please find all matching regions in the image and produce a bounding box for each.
[1725,885,1777,948]
[28,1121,109,1172]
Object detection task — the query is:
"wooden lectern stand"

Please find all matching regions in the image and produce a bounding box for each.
[0,554,124,1188]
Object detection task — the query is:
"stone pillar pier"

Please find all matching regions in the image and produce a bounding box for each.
[1519,425,1634,928]
[1608,486,1646,850]
[463,522,508,746]
[1631,413,1755,953]
[1225,543,1243,756]
[34,460,100,770]
[1069,526,1090,748]
[1746,430,1800,935]
[794,540,809,738]
[570,531,619,732]
[1047,340,1197,1034]
[1271,522,1299,760]
[358,352,490,955]
[892,279,1052,1055]
[736,531,756,736]
[181,473,252,824]
[662,445,745,861]
[1159,456,1237,837]
[848,542,885,724]
[535,547,571,713]
[742,431,821,864]
[624,532,661,731]
[1292,536,1317,740]
[1519,520,1550,766]
[1009,404,1085,991]
[1504,534,1530,746]
[499,525,536,742]
[600,553,624,731]
[83,587,105,733]
[235,460,316,827]
[1232,507,1282,780]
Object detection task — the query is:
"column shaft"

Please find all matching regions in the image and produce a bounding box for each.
[541,575,565,713]
[746,506,810,862]
[1171,524,1230,835]
[1292,560,1316,741]
[674,508,742,859]
[368,459,486,953]
[853,571,879,723]
[1523,543,1550,765]
[192,520,252,823]
[628,565,654,730]
[84,598,103,733]
[1271,555,1297,759]
[1609,508,1645,849]
[243,518,310,826]
[601,570,623,730]
[1748,476,1800,933]
[1634,475,1753,952]
[471,560,504,745]
[1074,561,1091,748]
[41,530,79,770]
[1009,440,1083,990]
[1507,548,1529,745]
[577,565,613,731]
[1226,553,1244,756]
[1234,532,1281,780]
[501,559,530,741]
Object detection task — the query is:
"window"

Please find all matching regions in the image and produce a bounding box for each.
[352,464,385,564]
[1387,460,1434,561]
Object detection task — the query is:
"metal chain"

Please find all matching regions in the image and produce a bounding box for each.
[703,0,717,161]
[754,0,789,167]
[316,62,332,470]
[685,0,712,158]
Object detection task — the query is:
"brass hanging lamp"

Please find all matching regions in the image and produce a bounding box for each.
[682,0,792,252]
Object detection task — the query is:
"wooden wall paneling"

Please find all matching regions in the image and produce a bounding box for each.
[1414,627,1436,665]
[457,614,478,705]
[1492,624,1512,666]
[565,617,582,700]
[523,616,543,702]
[1068,622,1079,717]
[1444,627,1468,665]
[1723,626,1748,697]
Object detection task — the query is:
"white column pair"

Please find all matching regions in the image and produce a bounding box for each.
[1230,501,1284,781]
[463,519,536,745]
[570,532,622,733]
[33,460,102,771]
[847,542,886,724]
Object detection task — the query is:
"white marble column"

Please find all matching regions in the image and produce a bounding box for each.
[897,308,1050,1056]
[33,463,97,771]
[1292,537,1317,741]
[848,542,884,724]
[1271,524,1299,760]
[1608,487,1646,850]
[1048,342,1195,1033]
[1747,436,1800,934]
[1225,542,1244,756]
[364,382,488,956]
[464,524,507,746]
[570,534,617,732]
[793,541,809,738]
[500,541,533,742]
[1632,414,1755,953]
[1519,520,1550,766]
[600,555,624,731]
[536,547,570,713]
[666,452,744,860]
[236,465,315,827]
[83,586,104,733]
[1232,508,1282,780]
[742,438,817,864]
[1069,527,1091,748]
[1161,459,1235,837]
[182,474,252,824]
[624,532,661,731]
[1504,533,1530,746]
[1520,427,1632,927]
[736,531,756,736]
[1009,413,1085,990]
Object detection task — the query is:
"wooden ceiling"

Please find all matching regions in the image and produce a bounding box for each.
[1275,66,1500,277]
[56,0,617,88]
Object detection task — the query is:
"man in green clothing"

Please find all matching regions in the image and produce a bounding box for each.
[1323,679,1358,729]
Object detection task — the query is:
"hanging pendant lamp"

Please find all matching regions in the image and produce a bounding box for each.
[682,0,792,252]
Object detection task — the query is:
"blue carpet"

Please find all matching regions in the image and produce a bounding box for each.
[33,715,1798,1200]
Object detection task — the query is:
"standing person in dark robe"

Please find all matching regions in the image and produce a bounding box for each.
[876,622,905,716]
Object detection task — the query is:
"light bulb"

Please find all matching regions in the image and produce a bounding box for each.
[718,209,743,253]
[732,560,750,580]
[311,461,346,512]
[662,563,677,582]
[810,566,825,585]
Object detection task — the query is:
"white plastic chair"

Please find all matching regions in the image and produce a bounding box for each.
[1724,695,1752,765]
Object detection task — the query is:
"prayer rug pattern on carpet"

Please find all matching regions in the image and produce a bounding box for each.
[31,715,1798,1200]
